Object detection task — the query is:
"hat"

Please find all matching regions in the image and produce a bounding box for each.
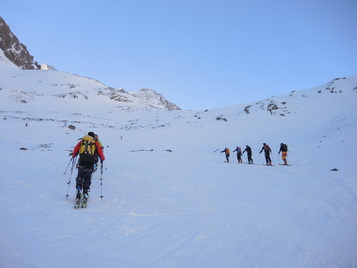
[88,132,95,138]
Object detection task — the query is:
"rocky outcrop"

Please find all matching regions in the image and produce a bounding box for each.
[0,16,40,70]
[131,88,181,111]
[40,64,57,71]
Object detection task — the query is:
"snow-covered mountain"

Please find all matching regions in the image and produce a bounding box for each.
[0,17,180,111]
[0,48,180,112]
[40,63,57,71]
[1,17,357,268]
[130,88,181,111]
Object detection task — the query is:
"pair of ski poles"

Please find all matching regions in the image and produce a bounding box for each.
[64,156,104,199]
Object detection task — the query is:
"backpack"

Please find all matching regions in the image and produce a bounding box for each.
[79,136,96,162]
[281,144,288,151]
[264,144,270,151]
[237,147,241,154]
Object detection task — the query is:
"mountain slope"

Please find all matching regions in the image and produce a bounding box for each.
[0,16,180,111]
[1,43,357,266]
[0,49,180,112]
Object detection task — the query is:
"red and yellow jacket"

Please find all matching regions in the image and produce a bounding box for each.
[71,135,105,161]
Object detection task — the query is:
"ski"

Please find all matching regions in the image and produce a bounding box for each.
[74,198,81,209]
[74,198,88,209]
[74,193,89,209]
[81,198,88,208]
[279,163,292,166]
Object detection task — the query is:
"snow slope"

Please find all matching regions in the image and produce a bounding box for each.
[1,55,357,267]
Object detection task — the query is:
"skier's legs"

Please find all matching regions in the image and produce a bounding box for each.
[265,153,272,165]
[82,170,92,194]
[76,161,94,194]
[75,166,85,191]
[248,154,253,164]
[238,154,242,163]
[282,152,288,164]
[265,153,270,164]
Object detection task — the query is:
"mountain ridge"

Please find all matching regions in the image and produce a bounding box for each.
[0,16,180,111]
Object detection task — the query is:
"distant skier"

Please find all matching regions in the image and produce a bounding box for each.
[243,145,253,164]
[278,143,288,165]
[233,146,243,163]
[260,143,272,165]
[94,133,104,149]
[93,133,104,171]
[221,148,230,163]
[71,132,105,200]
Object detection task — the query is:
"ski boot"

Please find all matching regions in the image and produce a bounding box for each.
[81,190,89,208]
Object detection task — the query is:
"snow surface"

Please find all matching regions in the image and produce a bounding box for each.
[1,52,357,267]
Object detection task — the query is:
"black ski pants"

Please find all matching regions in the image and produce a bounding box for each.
[247,153,253,164]
[265,152,272,164]
[76,161,94,194]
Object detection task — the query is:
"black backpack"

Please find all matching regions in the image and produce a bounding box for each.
[281,144,288,151]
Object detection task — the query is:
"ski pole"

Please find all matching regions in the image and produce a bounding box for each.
[287,150,290,165]
[100,161,104,200]
[278,152,281,165]
[63,156,74,175]
[66,156,77,199]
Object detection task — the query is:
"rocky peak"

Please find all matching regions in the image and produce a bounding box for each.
[131,88,181,111]
[40,63,57,71]
[0,16,40,70]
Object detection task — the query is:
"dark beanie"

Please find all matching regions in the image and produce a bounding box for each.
[88,132,95,138]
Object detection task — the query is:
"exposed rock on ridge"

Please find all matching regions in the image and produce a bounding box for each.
[0,16,40,70]
[131,89,181,111]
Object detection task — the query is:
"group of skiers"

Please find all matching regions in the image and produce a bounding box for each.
[69,132,105,202]
[221,143,288,166]
[68,131,288,204]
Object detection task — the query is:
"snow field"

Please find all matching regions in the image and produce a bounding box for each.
[1,57,356,267]
[1,106,357,267]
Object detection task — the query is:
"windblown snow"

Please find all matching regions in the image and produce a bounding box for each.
[0,50,357,268]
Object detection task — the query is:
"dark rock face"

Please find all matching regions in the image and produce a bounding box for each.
[0,16,40,70]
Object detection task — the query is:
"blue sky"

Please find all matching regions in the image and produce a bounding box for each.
[2,0,357,110]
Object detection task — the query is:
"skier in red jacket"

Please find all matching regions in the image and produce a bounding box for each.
[259,143,272,165]
[71,132,105,199]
